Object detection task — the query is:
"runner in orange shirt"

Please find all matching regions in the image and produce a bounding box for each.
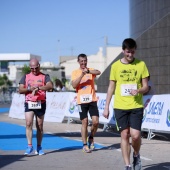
[71,53,101,153]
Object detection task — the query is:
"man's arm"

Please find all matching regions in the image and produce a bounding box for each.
[88,69,101,75]
[18,75,37,94]
[103,80,116,119]
[130,77,149,96]
[32,81,53,96]
[18,75,28,94]
[143,80,152,95]
[71,70,86,89]
[19,81,53,94]
[139,77,149,94]
[38,74,53,91]
[19,84,30,94]
[71,68,101,89]
[38,81,53,91]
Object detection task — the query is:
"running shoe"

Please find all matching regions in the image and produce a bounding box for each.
[88,136,95,150]
[35,146,45,155]
[133,153,142,170]
[82,145,91,153]
[125,166,132,170]
[89,143,95,150]
[24,146,34,155]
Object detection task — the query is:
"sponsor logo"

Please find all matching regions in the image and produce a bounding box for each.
[166,109,170,127]
[143,98,164,124]
[142,109,147,123]
[69,96,77,114]
[142,98,150,122]
[97,97,106,111]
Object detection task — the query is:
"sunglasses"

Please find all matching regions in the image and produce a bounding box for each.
[30,66,39,70]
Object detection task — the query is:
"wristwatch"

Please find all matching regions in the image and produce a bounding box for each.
[87,69,90,74]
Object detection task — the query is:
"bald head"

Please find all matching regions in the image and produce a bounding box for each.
[29,58,40,75]
[29,58,39,67]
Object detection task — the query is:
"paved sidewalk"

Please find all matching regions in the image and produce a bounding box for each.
[0,112,170,170]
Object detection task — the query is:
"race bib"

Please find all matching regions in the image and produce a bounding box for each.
[80,94,92,103]
[121,84,137,96]
[28,101,41,109]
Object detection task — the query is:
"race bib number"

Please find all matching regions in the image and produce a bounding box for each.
[121,84,137,96]
[80,94,92,103]
[28,101,41,109]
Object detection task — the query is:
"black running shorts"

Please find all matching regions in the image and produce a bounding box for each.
[25,102,46,117]
[114,108,143,131]
[78,101,99,120]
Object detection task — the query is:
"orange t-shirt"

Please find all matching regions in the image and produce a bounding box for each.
[71,68,97,104]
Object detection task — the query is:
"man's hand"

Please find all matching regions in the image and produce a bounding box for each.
[103,108,110,119]
[130,89,139,96]
[32,87,39,96]
[82,68,89,74]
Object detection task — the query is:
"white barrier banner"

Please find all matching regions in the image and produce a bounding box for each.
[65,92,79,119]
[8,92,170,133]
[96,93,115,125]
[45,92,70,122]
[142,95,170,131]
[9,93,25,119]
[9,92,70,123]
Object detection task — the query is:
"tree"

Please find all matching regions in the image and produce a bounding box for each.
[0,76,5,86]
[0,74,13,89]
[21,64,31,75]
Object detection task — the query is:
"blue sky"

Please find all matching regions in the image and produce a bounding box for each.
[0,0,129,65]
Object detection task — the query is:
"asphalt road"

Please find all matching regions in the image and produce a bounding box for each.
[0,104,170,170]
